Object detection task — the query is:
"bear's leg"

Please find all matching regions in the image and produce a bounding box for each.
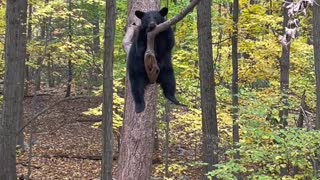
[158,66,181,105]
[130,77,146,113]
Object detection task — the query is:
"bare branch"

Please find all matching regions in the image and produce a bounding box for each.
[149,0,201,36]
[122,24,139,54]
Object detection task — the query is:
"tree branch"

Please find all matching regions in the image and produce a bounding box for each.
[122,23,139,54]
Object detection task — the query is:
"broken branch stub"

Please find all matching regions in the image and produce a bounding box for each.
[145,30,159,83]
[144,50,159,83]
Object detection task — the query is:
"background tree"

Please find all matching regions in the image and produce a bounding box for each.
[313,0,320,130]
[0,0,27,179]
[231,0,240,160]
[313,0,320,175]
[196,0,219,179]
[101,0,115,178]
[65,0,73,97]
[25,3,33,96]
[279,0,292,127]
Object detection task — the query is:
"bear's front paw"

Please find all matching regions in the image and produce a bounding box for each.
[135,102,146,113]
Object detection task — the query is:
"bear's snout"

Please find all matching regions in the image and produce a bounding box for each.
[147,22,157,32]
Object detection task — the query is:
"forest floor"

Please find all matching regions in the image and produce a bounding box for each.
[16,89,202,179]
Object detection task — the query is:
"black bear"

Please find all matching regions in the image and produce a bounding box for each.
[128,7,182,113]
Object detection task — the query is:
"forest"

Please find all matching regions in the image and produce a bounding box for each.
[0,0,320,179]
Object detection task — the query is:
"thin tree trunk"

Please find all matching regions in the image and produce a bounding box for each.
[65,0,73,97]
[279,0,292,128]
[35,24,45,91]
[47,19,54,88]
[0,0,27,179]
[35,0,49,91]
[313,0,320,176]
[101,0,116,179]
[93,2,100,58]
[313,0,320,130]
[47,56,54,87]
[232,0,240,161]
[18,0,35,150]
[197,0,219,179]
[25,4,32,96]
[117,1,160,179]
[163,102,170,178]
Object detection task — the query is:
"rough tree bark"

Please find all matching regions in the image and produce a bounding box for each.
[196,0,219,179]
[101,0,115,179]
[0,0,27,179]
[232,0,240,161]
[313,0,320,175]
[16,0,28,152]
[313,0,320,130]
[117,1,160,179]
[279,0,292,128]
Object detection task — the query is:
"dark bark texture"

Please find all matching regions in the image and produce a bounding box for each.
[101,0,116,179]
[313,0,320,130]
[0,0,27,179]
[197,0,219,179]
[232,0,240,160]
[279,0,292,127]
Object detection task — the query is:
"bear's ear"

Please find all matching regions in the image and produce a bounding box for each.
[159,7,168,17]
[135,10,145,19]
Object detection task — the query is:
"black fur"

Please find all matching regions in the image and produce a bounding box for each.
[128,7,182,113]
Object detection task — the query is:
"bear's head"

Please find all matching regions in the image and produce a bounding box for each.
[135,7,168,32]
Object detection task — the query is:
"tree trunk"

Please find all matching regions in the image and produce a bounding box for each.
[35,24,46,91]
[93,2,100,59]
[101,0,115,179]
[279,0,292,128]
[0,0,27,179]
[313,0,320,175]
[16,0,28,152]
[232,0,240,161]
[313,0,320,130]
[117,1,160,179]
[25,3,32,96]
[35,0,50,91]
[65,0,73,97]
[47,57,55,88]
[197,0,219,179]
[47,18,54,88]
